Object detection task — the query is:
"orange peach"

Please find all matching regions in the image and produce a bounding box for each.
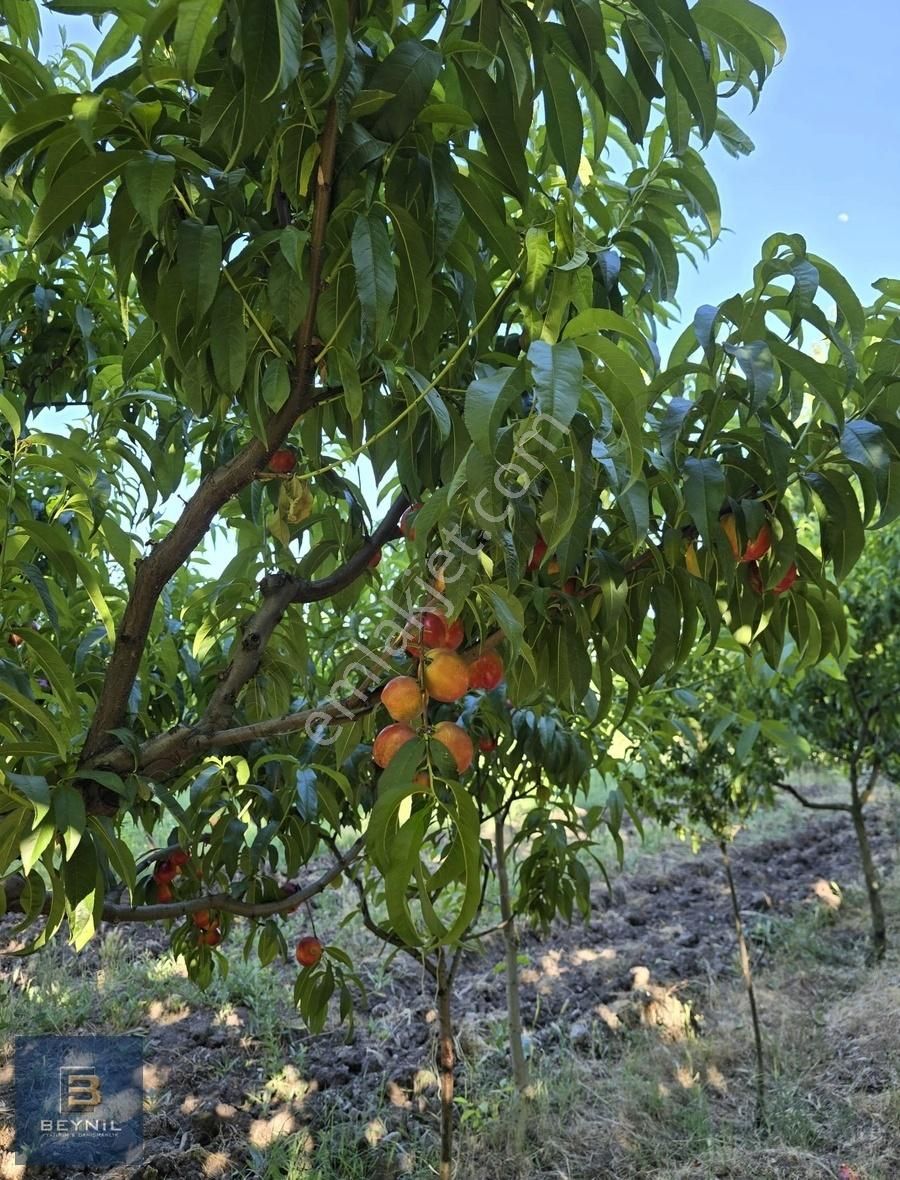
[373,722,417,768]
[381,675,426,722]
[467,650,504,691]
[433,722,474,774]
[423,649,469,702]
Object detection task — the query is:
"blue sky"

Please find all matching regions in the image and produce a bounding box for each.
[675,0,900,321]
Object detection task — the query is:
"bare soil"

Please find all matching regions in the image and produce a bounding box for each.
[1,799,896,1178]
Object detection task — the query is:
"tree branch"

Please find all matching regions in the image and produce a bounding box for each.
[773,781,852,813]
[4,839,364,925]
[202,495,408,730]
[79,76,349,775]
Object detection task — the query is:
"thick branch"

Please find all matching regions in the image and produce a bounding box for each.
[773,781,852,813]
[3,840,363,925]
[203,496,407,730]
[80,83,348,771]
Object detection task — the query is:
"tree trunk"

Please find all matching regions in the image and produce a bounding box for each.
[436,948,456,1180]
[494,814,530,1094]
[719,840,766,1128]
[850,772,887,962]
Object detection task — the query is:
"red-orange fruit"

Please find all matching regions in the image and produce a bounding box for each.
[156,882,174,903]
[720,513,772,563]
[478,736,497,753]
[404,609,448,658]
[295,936,323,967]
[192,909,214,929]
[381,675,425,722]
[433,722,474,774]
[773,562,799,594]
[198,926,222,946]
[154,858,177,884]
[367,547,382,569]
[443,616,465,649]
[527,537,548,571]
[413,771,430,786]
[267,448,297,474]
[170,848,190,868]
[467,650,504,692]
[423,649,469,702]
[373,722,417,768]
[563,578,577,595]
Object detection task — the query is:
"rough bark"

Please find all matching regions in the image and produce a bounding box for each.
[436,948,456,1180]
[850,770,887,962]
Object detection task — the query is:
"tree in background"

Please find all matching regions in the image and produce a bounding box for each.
[776,516,900,962]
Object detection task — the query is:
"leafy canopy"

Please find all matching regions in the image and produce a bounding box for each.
[1,0,898,1013]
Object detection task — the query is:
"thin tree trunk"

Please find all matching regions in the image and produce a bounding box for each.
[719,839,766,1128]
[494,814,530,1094]
[436,948,456,1180]
[850,770,887,962]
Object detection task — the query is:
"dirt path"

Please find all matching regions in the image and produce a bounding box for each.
[1,799,895,1178]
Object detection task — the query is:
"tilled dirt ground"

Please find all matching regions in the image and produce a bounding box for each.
[1,799,896,1178]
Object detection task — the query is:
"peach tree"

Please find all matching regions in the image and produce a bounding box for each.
[1,4,900,1160]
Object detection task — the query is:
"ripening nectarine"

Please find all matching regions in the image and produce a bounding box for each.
[373,722,417,768]
[404,610,448,658]
[720,513,772,563]
[478,736,497,753]
[773,562,798,594]
[198,926,222,946]
[154,858,177,884]
[527,537,547,571]
[381,675,425,722]
[433,722,474,774]
[296,935,323,967]
[267,448,297,474]
[467,650,504,692]
[423,649,469,702]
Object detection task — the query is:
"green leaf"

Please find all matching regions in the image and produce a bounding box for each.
[464,365,525,455]
[351,211,396,340]
[27,149,138,247]
[370,41,443,141]
[528,340,584,430]
[177,219,222,323]
[480,583,524,646]
[452,171,518,268]
[20,821,55,877]
[387,203,432,336]
[542,54,583,186]
[52,785,86,860]
[0,92,76,168]
[122,316,162,382]
[683,456,725,542]
[173,0,224,81]
[210,285,248,393]
[840,421,892,507]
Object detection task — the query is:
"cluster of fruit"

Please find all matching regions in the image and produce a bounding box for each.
[372,609,504,776]
[719,513,799,595]
[152,849,222,945]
